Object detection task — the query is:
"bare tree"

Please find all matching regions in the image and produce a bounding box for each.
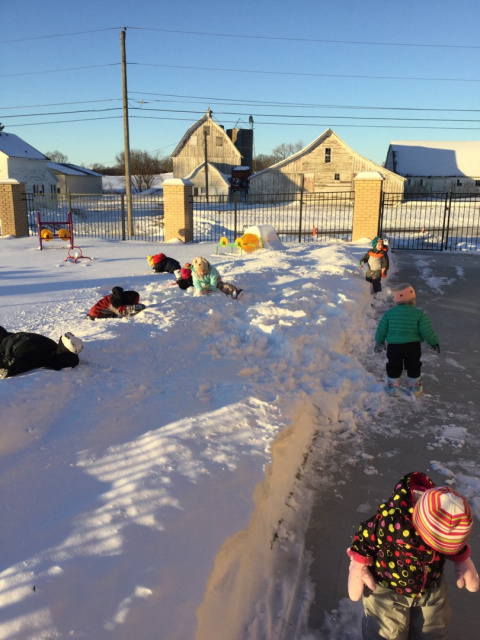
[46,150,69,163]
[115,149,164,192]
[271,140,304,163]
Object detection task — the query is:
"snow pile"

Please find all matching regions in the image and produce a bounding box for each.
[0,235,389,639]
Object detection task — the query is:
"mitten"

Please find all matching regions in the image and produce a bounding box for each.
[381,268,387,278]
[431,344,441,353]
[374,343,384,353]
[455,558,480,592]
[359,262,364,269]
[348,558,376,601]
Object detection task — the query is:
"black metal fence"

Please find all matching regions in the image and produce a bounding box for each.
[380,192,480,251]
[192,191,354,243]
[26,193,164,242]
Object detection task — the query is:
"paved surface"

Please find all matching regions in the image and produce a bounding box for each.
[304,250,480,639]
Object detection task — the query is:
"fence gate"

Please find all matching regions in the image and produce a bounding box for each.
[380,192,480,251]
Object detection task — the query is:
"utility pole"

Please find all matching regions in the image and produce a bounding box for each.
[203,127,209,203]
[121,28,133,235]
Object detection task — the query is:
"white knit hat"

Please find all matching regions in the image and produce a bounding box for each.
[61,332,84,354]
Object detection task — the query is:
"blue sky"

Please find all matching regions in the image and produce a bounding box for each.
[2,0,480,169]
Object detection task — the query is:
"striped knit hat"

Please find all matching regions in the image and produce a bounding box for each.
[413,487,473,554]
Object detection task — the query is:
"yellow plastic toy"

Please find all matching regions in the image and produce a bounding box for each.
[58,228,71,241]
[41,228,53,241]
[239,233,261,253]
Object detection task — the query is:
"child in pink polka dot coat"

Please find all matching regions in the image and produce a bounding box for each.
[347,471,479,639]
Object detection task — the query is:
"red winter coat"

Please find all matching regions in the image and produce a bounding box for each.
[88,287,140,319]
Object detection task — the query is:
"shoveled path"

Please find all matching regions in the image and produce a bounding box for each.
[304,250,480,639]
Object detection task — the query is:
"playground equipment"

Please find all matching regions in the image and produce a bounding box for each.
[215,236,242,255]
[37,211,74,250]
[37,211,92,261]
[239,232,263,253]
[65,246,92,263]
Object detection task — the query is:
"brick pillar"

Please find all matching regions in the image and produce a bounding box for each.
[163,179,194,243]
[352,172,384,242]
[0,180,29,237]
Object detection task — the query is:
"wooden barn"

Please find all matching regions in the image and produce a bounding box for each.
[385,141,480,195]
[249,129,405,198]
[171,108,243,195]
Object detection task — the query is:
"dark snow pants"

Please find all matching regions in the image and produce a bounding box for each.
[386,342,422,379]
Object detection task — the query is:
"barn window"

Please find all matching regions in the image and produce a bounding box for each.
[33,184,45,194]
[334,173,340,181]
[457,179,463,186]
[191,136,198,146]
[475,180,480,187]
[203,126,211,135]
[216,136,223,146]
[419,179,424,186]
[325,148,331,163]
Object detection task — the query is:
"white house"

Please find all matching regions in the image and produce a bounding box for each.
[48,162,103,194]
[385,141,480,194]
[0,132,57,194]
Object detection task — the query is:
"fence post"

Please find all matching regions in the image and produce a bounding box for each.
[163,179,194,243]
[298,174,304,242]
[0,180,29,237]
[121,194,126,240]
[352,172,384,242]
[234,191,238,241]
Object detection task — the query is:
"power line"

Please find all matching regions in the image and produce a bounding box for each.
[1,25,478,51]
[130,62,480,84]
[0,27,123,44]
[0,63,119,78]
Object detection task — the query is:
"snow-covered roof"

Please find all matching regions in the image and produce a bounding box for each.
[388,141,480,176]
[0,132,47,159]
[48,162,102,177]
[185,162,231,185]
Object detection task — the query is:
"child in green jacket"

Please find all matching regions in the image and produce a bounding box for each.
[374,283,439,396]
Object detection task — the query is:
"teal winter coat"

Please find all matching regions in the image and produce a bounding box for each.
[192,260,220,294]
[375,304,439,346]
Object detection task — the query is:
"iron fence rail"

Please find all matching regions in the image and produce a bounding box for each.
[380,192,480,251]
[25,190,480,251]
[192,192,354,243]
[26,193,165,242]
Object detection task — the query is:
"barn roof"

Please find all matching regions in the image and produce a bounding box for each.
[0,132,46,159]
[251,129,403,182]
[185,161,231,186]
[387,141,480,176]
[170,110,241,158]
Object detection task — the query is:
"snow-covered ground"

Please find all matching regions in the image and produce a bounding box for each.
[0,233,478,639]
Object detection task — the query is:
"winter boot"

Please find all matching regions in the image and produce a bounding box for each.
[174,269,182,281]
[231,288,243,300]
[0,367,10,379]
[385,377,400,397]
[407,377,423,397]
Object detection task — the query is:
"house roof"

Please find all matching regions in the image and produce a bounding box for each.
[0,132,46,159]
[48,162,102,177]
[387,141,480,176]
[171,110,241,159]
